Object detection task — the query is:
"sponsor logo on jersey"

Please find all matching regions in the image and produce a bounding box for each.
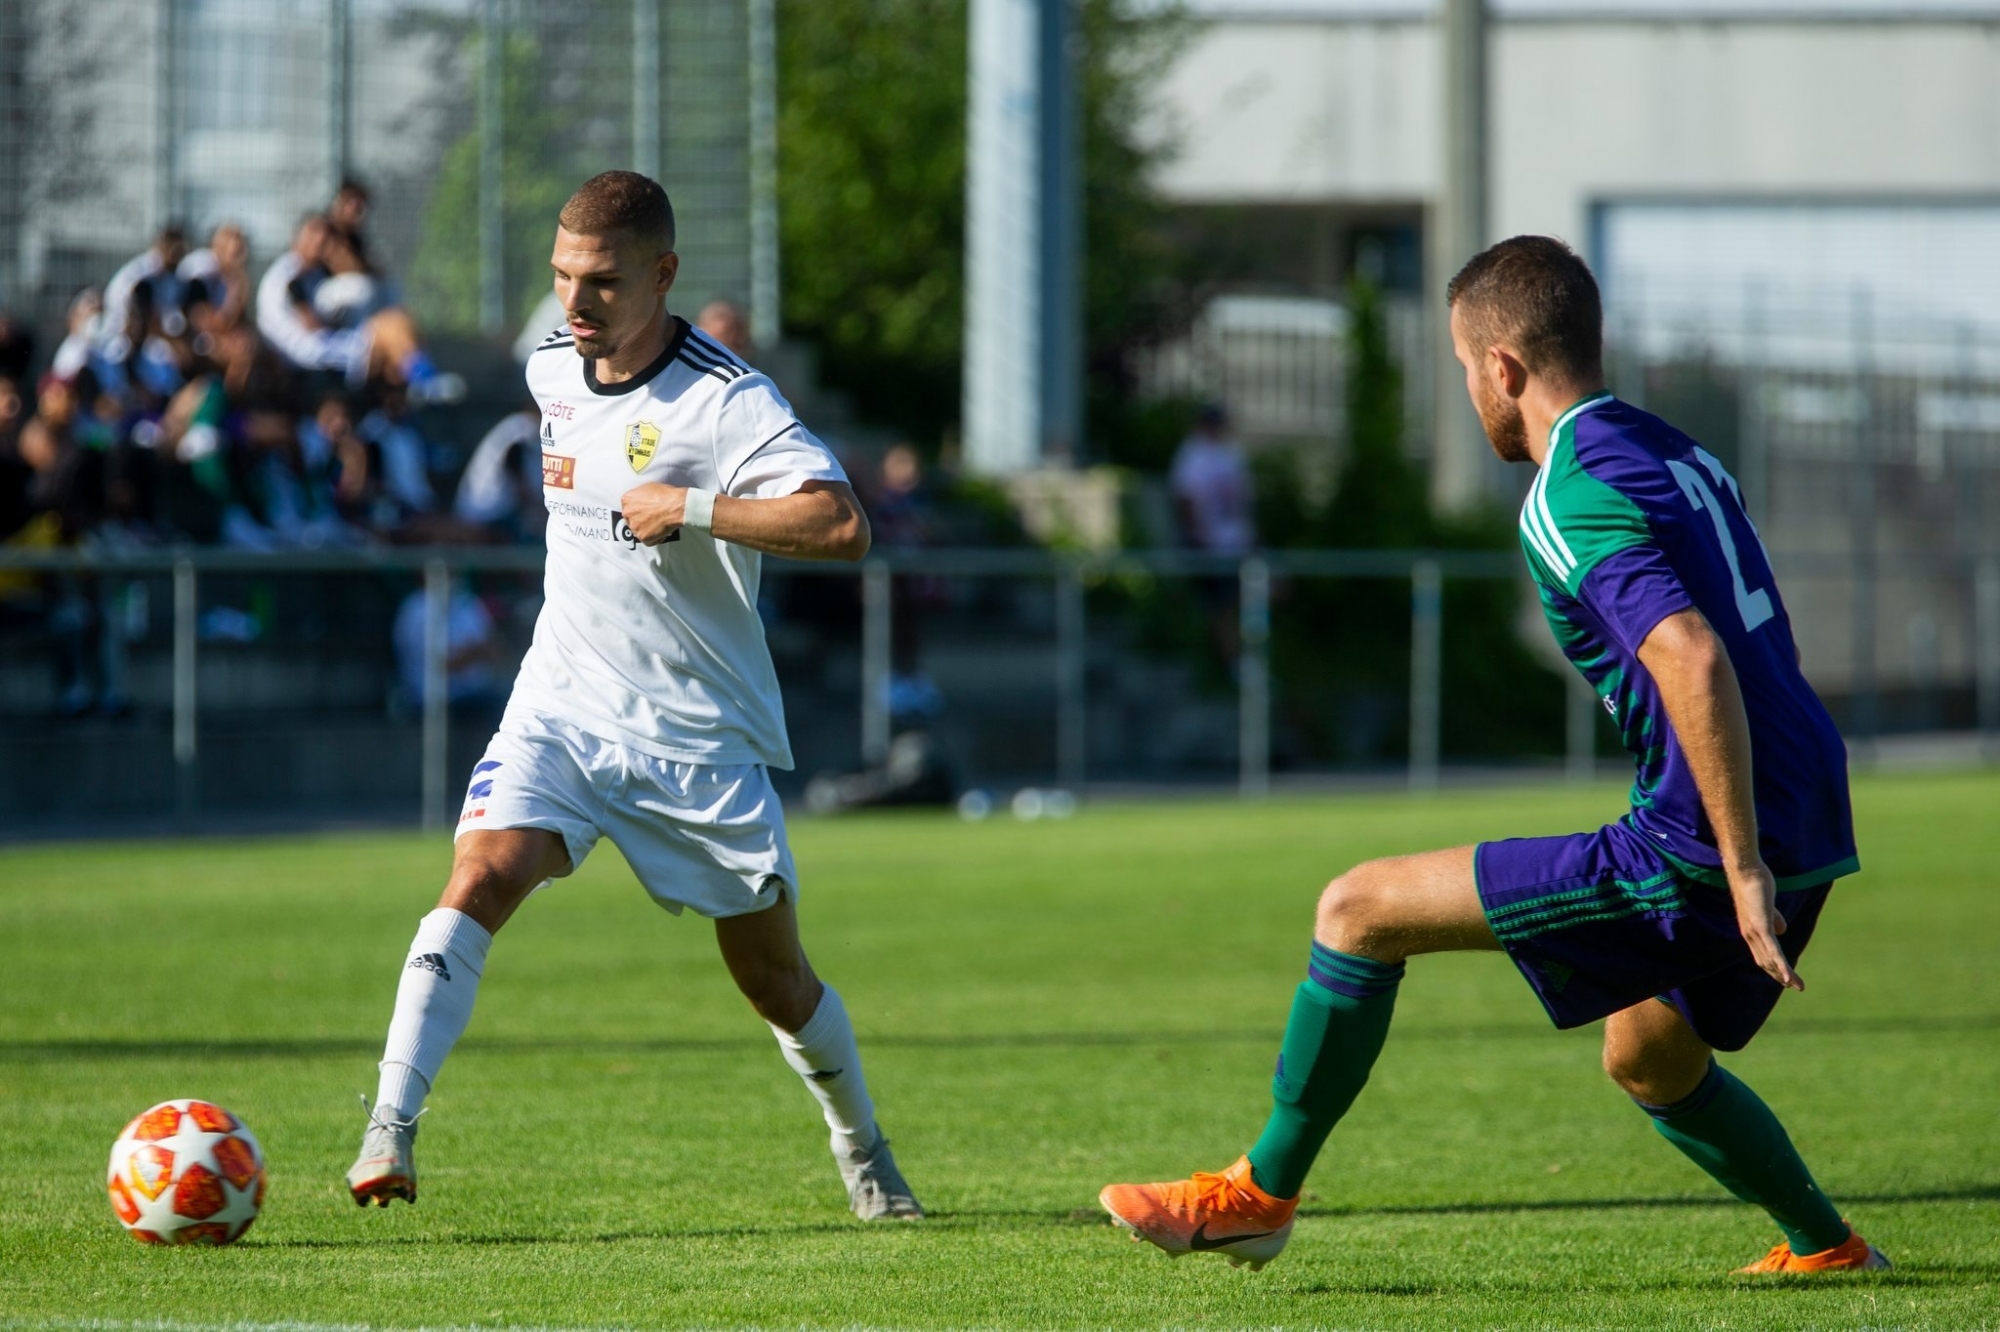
[539,420,556,449]
[542,453,576,489]
[625,420,660,472]
[546,499,673,550]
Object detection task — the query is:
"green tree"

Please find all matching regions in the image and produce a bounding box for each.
[777,0,1185,449]
[1256,278,1568,763]
[407,18,630,335]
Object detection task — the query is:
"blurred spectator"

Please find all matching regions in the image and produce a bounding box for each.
[1170,402,1255,667]
[873,443,944,723]
[48,289,104,383]
[324,178,380,278]
[177,224,252,332]
[358,385,441,528]
[454,403,546,542]
[696,299,754,359]
[299,392,374,523]
[1170,402,1256,557]
[0,309,33,385]
[219,407,364,551]
[257,214,462,404]
[392,579,505,720]
[99,226,191,363]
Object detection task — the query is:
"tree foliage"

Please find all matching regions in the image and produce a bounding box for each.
[777,0,1184,449]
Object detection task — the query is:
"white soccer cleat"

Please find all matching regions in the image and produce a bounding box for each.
[346,1101,421,1207]
[838,1134,923,1221]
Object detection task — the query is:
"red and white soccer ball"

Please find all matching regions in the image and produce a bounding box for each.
[106,1099,266,1246]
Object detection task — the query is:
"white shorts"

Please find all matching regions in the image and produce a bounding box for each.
[454,710,798,918]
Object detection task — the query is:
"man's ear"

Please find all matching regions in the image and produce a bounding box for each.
[1488,344,1529,400]
[656,251,679,297]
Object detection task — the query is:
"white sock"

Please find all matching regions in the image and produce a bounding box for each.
[374,908,493,1119]
[769,986,879,1158]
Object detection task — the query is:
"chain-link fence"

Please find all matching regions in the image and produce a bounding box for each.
[1608,285,2000,737]
[0,0,769,341]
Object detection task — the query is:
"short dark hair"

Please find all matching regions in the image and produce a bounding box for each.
[1446,235,1602,383]
[559,171,675,252]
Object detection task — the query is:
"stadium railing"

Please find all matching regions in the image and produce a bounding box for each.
[1,545,1995,830]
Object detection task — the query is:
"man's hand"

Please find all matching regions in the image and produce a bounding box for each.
[619,482,687,546]
[1726,860,1803,992]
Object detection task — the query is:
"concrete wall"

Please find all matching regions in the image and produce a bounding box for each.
[1153,14,2000,247]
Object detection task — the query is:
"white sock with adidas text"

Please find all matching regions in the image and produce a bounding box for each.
[769,985,879,1157]
[375,908,493,1119]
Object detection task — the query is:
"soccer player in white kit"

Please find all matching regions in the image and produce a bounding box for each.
[344,171,922,1221]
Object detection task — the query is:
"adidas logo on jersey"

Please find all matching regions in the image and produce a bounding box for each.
[408,952,452,981]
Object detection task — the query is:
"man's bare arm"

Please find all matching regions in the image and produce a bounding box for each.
[1636,608,1802,992]
[618,479,870,561]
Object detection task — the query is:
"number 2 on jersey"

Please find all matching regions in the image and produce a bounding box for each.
[1666,454,1773,632]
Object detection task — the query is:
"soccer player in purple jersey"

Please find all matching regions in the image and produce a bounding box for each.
[1099,237,1888,1276]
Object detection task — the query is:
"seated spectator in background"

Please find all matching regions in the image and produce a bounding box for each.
[324,178,380,278]
[257,213,461,403]
[0,309,33,385]
[298,392,373,525]
[219,406,365,551]
[358,384,440,529]
[454,401,546,542]
[99,226,190,364]
[177,224,252,332]
[696,298,754,360]
[873,442,944,724]
[391,577,505,723]
[0,375,31,541]
[48,289,104,384]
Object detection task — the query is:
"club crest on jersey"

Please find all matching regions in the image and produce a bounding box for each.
[625,420,660,472]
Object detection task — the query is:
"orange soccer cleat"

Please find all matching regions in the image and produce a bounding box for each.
[1735,1227,1890,1275]
[1098,1156,1299,1270]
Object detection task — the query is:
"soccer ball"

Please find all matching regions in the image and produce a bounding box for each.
[106,1099,266,1245]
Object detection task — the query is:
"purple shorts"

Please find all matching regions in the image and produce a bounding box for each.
[1474,819,1831,1051]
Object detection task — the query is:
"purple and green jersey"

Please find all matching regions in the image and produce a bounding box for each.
[1519,393,1858,890]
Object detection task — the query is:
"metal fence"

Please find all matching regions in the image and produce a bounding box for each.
[0,0,771,342]
[3,543,1994,834]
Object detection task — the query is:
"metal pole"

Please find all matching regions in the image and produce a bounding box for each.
[173,557,197,824]
[1849,289,1878,755]
[158,0,180,225]
[632,0,660,180]
[1055,563,1085,789]
[748,0,781,349]
[1429,0,1487,512]
[1740,280,1768,526]
[1238,557,1271,799]
[478,0,505,336]
[861,560,891,764]
[1978,555,2000,762]
[329,0,352,188]
[1565,671,1596,783]
[422,559,451,830]
[1409,559,1442,791]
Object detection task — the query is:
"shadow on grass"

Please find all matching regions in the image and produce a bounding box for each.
[7,1012,1996,1062]
[1293,1183,2000,1220]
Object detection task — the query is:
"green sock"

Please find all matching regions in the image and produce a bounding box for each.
[1245,942,1402,1199]
[1638,1060,1849,1255]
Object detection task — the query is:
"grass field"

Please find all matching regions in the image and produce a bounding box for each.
[2,771,1996,1331]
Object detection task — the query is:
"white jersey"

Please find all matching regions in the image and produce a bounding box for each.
[509,317,846,769]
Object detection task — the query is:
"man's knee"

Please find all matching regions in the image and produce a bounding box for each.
[1603,1030,1710,1105]
[1314,862,1392,953]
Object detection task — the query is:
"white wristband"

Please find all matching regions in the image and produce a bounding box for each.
[682,487,716,536]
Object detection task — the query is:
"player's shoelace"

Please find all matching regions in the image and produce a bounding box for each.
[1175,1167,1262,1218]
[356,1094,424,1138]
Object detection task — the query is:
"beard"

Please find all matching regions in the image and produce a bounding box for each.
[1475,381,1531,463]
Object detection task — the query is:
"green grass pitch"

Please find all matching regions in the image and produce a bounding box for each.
[2,771,1996,1331]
